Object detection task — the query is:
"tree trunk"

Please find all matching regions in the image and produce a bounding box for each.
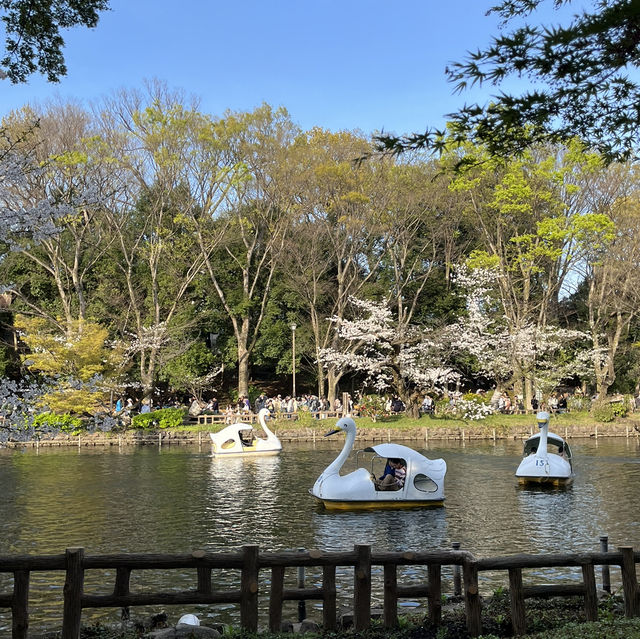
[237,319,251,398]
[326,367,341,407]
[404,400,420,419]
[524,376,534,412]
[316,358,326,399]
[140,355,156,403]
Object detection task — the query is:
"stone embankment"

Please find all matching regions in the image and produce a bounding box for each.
[4,418,640,448]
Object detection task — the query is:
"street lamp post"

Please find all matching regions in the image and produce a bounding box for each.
[290,323,297,398]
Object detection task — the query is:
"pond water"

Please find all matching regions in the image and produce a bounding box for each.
[0,435,639,632]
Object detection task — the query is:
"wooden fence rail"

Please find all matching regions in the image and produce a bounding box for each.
[0,544,638,638]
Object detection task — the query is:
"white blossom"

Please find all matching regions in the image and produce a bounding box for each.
[318,296,453,397]
[447,265,595,392]
[126,322,170,354]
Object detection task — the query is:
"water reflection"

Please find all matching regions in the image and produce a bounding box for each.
[312,507,447,552]
[203,455,283,549]
[0,437,640,632]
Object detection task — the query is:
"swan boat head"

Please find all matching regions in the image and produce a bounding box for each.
[515,411,573,486]
[310,415,446,510]
[210,407,282,456]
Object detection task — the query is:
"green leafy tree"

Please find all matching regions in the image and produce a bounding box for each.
[1,0,109,83]
[96,84,231,400]
[159,342,220,400]
[579,183,640,397]
[280,128,385,403]
[0,104,114,337]
[447,140,615,406]
[195,104,299,398]
[379,1,640,164]
[14,315,120,414]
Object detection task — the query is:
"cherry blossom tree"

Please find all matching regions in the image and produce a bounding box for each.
[447,265,594,406]
[318,297,457,418]
[0,107,110,336]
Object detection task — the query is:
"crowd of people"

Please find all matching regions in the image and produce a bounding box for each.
[113,386,583,424]
[185,393,355,423]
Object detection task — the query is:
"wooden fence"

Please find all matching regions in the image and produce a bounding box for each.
[0,544,638,638]
[196,410,350,425]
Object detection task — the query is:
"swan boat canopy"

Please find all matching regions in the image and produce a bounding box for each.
[310,416,446,510]
[210,408,282,457]
[515,411,574,486]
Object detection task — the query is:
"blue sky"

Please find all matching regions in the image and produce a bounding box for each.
[0,1,565,137]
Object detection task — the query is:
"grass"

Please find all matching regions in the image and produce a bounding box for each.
[171,409,638,437]
[52,596,640,639]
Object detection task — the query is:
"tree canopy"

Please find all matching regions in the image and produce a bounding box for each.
[2,96,640,436]
[0,0,110,83]
[378,0,640,164]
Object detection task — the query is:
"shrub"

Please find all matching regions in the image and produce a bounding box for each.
[33,412,84,435]
[131,408,187,430]
[355,395,390,422]
[462,392,490,404]
[435,399,451,415]
[455,398,495,420]
[567,395,591,412]
[592,401,628,423]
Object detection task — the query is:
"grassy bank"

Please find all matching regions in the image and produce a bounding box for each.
[198,409,637,429]
[11,409,640,448]
[174,409,640,440]
[42,594,640,638]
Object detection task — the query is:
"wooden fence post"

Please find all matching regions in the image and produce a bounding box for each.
[463,558,482,637]
[62,547,84,639]
[269,565,285,632]
[582,563,598,622]
[193,550,211,595]
[240,545,259,632]
[452,542,462,596]
[354,544,371,631]
[114,566,131,620]
[600,536,610,593]
[322,564,337,630]
[297,548,306,622]
[383,564,398,628]
[428,564,442,625]
[508,567,526,636]
[12,570,29,639]
[619,546,639,617]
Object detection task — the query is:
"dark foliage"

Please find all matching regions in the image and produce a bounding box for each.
[378,1,640,165]
[0,0,110,83]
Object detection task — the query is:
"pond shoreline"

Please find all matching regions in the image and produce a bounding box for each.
[4,418,640,448]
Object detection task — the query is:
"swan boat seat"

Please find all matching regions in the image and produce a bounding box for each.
[210,408,282,457]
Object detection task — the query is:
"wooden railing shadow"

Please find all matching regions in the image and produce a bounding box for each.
[0,544,638,638]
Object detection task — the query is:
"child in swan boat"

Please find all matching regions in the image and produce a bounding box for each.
[375,458,406,491]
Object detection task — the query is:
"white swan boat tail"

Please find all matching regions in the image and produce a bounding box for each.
[310,416,446,510]
[210,408,282,457]
[515,411,573,486]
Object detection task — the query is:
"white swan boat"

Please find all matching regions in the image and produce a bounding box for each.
[515,411,573,486]
[310,416,446,510]
[209,408,282,457]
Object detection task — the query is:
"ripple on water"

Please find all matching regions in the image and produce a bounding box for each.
[0,438,639,631]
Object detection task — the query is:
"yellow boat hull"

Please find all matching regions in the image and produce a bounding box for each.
[318,499,445,511]
[211,450,281,457]
[517,475,573,487]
